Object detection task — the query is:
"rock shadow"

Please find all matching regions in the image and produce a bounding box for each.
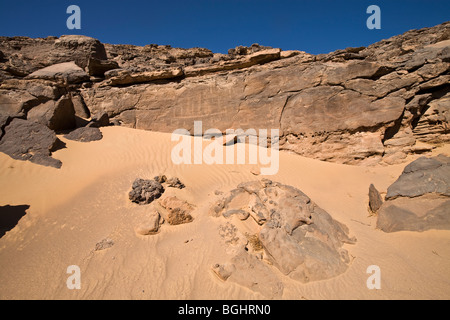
[0,204,30,238]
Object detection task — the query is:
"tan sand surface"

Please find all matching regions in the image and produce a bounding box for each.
[0,126,449,299]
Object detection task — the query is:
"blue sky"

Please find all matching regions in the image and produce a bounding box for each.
[0,0,449,54]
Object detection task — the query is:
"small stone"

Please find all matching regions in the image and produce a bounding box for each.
[166,177,185,189]
[154,175,167,183]
[135,211,164,235]
[368,184,383,214]
[95,238,114,251]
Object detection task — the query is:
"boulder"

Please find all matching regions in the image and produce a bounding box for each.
[211,180,356,283]
[368,184,383,214]
[129,178,164,205]
[26,62,90,84]
[64,127,103,142]
[377,155,450,232]
[0,79,64,103]
[54,35,108,68]
[86,112,109,128]
[0,118,62,168]
[27,95,76,131]
[71,94,90,119]
[86,57,119,77]
[386,155,450,199]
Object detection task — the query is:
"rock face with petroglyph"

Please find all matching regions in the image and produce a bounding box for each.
[1,23,449,166]
[210,179,355,296]
[376,155,450,232]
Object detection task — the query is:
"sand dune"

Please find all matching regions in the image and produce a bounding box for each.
[0,126,449,299]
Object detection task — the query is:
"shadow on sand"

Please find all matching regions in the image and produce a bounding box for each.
[0,204,30,238]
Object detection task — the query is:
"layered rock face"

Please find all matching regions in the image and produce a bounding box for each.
[1,23,449,166]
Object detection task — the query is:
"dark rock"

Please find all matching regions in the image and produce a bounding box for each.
[27,95,76,131]
[386,155,450,200]
[377,155,450,232]
[129,178,164,205]
[166,177,185,189]
[64,127,102,142]
[71,94,90,119]
[87,112,109,128]
[368,184,383,214]
[86,57,119,77]
[53,35,108,69]
[0,118,62,168]
[153,175,167,183]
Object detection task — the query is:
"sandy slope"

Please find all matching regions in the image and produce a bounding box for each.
[0,126,449,300]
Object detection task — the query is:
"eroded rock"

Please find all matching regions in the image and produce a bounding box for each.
[129,179,164,205]
[27,95,76,131]
[377,155,450,232]
[368,184,383,214]
[212,249,284,299]
[160,196,194,225]
[211,180,356,284]
[64,127,103,142]
[166,177,185,189]
[135,211,164,235]
[26,62,90,84]
[0,118,62,168]
[95,238,114,251]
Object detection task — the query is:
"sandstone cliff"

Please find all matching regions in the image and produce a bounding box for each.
[0,22,449,166]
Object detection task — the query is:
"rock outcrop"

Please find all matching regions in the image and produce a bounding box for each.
[0,118,62,168]
[376,155,450,232]
[27,95,76,131]
[211,180,355,285]
[1,22,449,166]
[64,127,103,142]
[26,62,90,85]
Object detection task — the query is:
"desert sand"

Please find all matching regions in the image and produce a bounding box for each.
[0,126,449,300]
